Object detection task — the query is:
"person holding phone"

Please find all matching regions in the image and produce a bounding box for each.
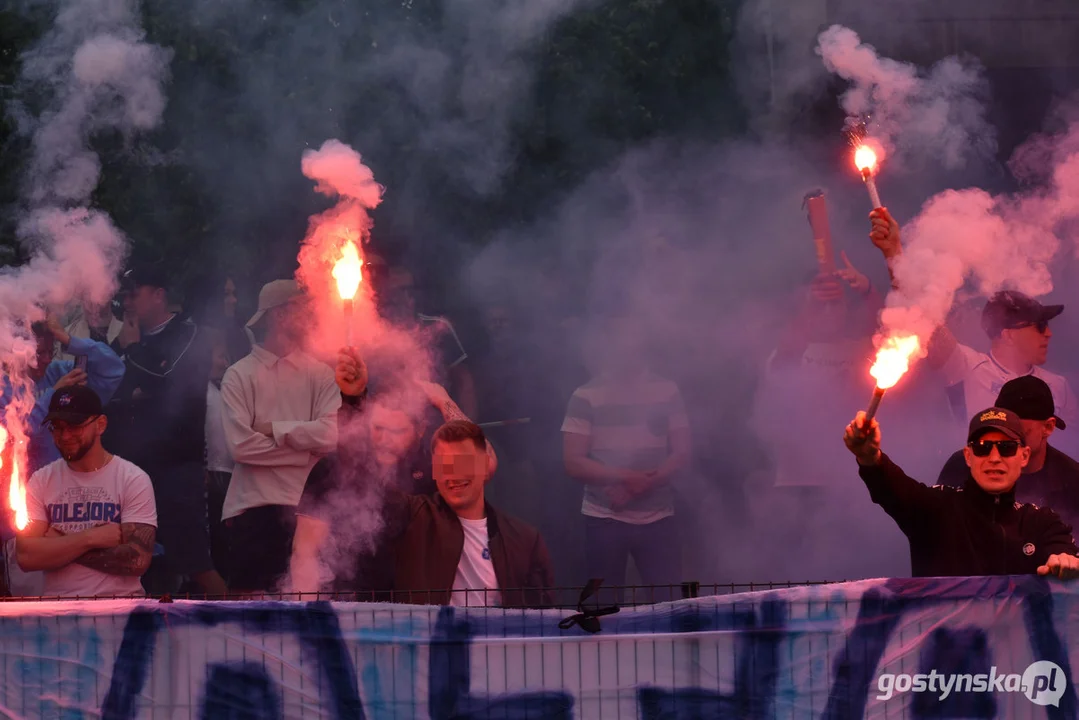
[844,406,1079,579]
[1,315,126,476]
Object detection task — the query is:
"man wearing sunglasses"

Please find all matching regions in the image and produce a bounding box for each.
[869,209,1076,428]
[937,376,1079,530]
[844,406,1079,579]
[15,386,157,597]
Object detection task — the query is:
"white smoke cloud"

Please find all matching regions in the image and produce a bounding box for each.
[883,124,1079,344]
[816,24,995,169]
[2,0,170,465]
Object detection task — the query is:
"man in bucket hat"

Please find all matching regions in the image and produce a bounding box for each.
[220,279,340,594]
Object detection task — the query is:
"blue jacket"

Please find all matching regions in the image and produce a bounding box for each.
[1,336,126,475]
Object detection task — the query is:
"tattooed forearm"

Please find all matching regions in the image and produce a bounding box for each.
[438,399,469,423]
[76,523,156,576]
[438,400,498,467]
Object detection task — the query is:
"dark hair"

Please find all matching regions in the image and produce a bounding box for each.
[431,420,487,453]
[30,321,51,340]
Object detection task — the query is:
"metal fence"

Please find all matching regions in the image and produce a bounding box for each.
[0,579,844,606]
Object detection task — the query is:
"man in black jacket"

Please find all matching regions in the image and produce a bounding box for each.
[937,376,1079,530]
[844,406,1079,579]
[104,265,226,595]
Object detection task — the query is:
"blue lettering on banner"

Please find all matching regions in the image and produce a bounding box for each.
[102,603,364,720]
[200,663,282,720]
[429,606,575,719]
[637,598,786,719]
[0,577,1068,719]
[911,628,996,718]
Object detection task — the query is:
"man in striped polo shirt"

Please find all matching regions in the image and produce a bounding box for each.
[561,318,691,596]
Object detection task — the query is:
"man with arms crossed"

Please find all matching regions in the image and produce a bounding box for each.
[17,386,157,597]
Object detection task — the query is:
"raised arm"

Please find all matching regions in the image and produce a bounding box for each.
[420,381,497,474]
[74,522,156,576]
[844,411,941,533]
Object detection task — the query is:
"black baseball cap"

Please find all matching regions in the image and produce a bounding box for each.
[995,375,1065,430]
[967,407,1025,444]
[43,386,103,425]
[120,264,170,292]
[981,290,1063,337]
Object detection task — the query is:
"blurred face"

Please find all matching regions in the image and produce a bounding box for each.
[382,269,416,319]
[484,306,512,345]
[267,298,310,348]
[223,278,238,319]
[963,429,1031,494]
[808,276,849,340]
[124,285,167,327]
[50,415,105,464]
[433,439,488,516]
[84,303,112,329]
[368,405,418,468]
[210,342,230,382]
[1002,321,1051,366]
[29,332,53,381]
[1019,417,1055,455]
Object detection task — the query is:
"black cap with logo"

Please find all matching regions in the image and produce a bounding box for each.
[43,386,103,425]
[995,375,1065,430]
[967,407,1025,444]
[981,290,1063,337]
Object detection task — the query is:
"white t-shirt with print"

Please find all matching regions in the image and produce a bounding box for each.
[449,517,500,608]
[25,456,157,598]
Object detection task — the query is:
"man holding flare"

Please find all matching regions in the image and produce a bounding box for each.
[844,407,1079,579]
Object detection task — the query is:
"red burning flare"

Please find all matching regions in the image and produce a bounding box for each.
[332,236,363,302]
[331,233,363,346]
[0,425,28,531]
[864,335,920,422]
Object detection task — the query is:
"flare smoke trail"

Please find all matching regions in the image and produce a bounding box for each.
[881,125,1079,345]
[2,0,170,494]
[817,25,995,170]
[296,138,384,358]
[290,140,441,592]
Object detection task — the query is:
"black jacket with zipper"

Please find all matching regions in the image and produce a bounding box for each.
[860,453,1079,577]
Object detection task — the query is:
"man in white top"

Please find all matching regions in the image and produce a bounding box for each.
[17,385,157,597]
[220,279,340,593]
[870,208,1077,428]
[390,419,554,608]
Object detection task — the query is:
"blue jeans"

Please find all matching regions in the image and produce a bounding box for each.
[583,515,682,604]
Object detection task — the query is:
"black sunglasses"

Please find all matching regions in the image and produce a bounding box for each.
[969,439,1021,457]
[1013,320,1049,334]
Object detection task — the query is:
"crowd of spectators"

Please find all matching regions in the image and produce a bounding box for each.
[4,207,1079,601]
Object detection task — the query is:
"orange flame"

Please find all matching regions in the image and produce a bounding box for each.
[0,425,28,531]
[854,145,878,173]
[331,238,363,301]
[870,335,920,390]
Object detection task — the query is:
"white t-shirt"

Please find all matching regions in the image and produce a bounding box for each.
[940,344,1078,425]
[449,517,500,607]
[205,383,233,474]
[25,456,157,598]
